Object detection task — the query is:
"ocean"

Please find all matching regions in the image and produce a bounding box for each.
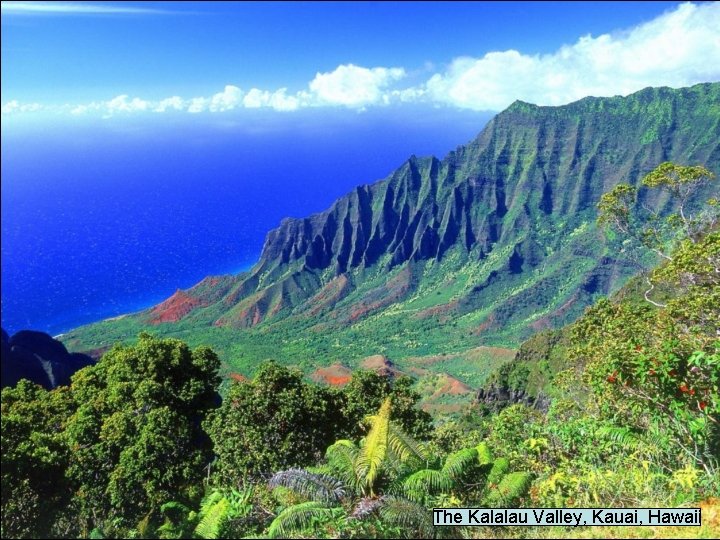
[1,106,491,336]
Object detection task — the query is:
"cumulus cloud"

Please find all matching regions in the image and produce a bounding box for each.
[424,2,720,110]
[209,85,243,112]
[154,96,185,112]
[242,88,309,111]
[1,100,43,114]
[308,64,406,107]
[105,95,150,113]
[3,2,718,117]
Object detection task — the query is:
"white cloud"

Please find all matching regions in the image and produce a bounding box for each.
[0,2,169,14]
[1,100,43,114]
[424,1,720,110]
[154,96,185,112]
[242,88,308,111]
[309,64,406,107]
[3,3,718,118]
[105,95,150,114]
[187,97,209,114]
[209,85,243,112]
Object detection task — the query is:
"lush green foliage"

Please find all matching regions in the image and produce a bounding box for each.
[1,334,222,538]
[66,333,221,532]
[1,382,75,538]
[204,361,342,483]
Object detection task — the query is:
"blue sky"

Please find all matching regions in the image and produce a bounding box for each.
[1,1,719,116]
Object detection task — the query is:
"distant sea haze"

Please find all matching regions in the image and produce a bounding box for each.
[1,107,492,335]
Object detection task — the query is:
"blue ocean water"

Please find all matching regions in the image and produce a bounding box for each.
[1,107,491,336]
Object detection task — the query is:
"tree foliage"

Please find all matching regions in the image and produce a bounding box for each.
[205,361,342,483]
[65,333,220,530]
[1,382,75,538]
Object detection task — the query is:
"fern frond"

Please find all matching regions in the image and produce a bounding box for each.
[195,496,230,539]
[269,468,347,503]
[402,469,453,500]
[160,501,192,515]
[379,496,435,538]
[356,398,391,493]
[326,439,359,489]
[266,502,340,539]
[476,441,493,466]
[484,471,533,507]
[442,447,478,481]
[158,501,195,539]
[387,423,427,466]
[595,426,641,449]
[486,457,510,486]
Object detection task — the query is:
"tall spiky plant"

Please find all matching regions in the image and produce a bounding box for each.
[353,398,426,496]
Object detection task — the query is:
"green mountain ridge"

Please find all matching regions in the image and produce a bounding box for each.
[62,83,720,398]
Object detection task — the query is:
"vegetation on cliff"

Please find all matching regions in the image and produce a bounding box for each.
[61,84,720,413]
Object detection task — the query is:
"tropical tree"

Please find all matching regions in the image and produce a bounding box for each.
[341,371,433,440]
[573,234,719,478]
[64,333,221,533]
[206,362,434,488]
[205,361,343,485]
[597,161,717,305]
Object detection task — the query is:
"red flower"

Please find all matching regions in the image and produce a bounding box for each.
[699,401,707,411]
[679,383,689,393]
[607,371,617,383]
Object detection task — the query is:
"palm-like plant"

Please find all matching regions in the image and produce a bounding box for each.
[266,398,532,538]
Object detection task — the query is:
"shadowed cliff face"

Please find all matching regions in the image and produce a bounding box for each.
[1,329,94,389]
[63,83,720,366]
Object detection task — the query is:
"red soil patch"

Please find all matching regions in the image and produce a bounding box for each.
[229,373,249,383]
[406,366,431,377]
[311,363,353,387]
[202,276,222,288]
[472,313,496,335]
[215,289,273,328]
[148,290,207,324]
[436,374,473,395]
